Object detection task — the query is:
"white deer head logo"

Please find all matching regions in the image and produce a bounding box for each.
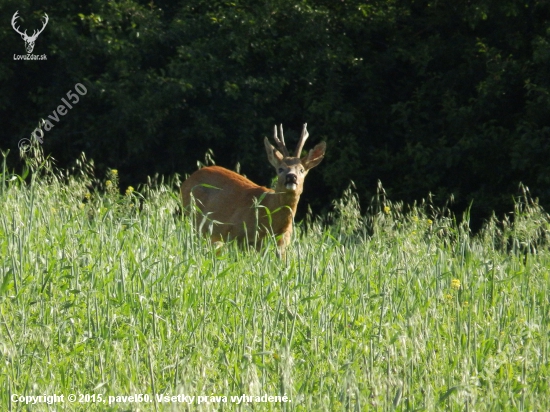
[11,11,49,54]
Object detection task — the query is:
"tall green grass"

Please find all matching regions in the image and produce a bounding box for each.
[1,148,550,411]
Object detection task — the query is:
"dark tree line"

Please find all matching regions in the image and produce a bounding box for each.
[1,0,550,226]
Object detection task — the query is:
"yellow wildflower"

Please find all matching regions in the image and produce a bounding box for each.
[84,192,91,200]
[383,206,390,214]
[451,279,461,290]
[427,219,433,225]
[110,169,118,176]
[106,180,112,187]
[125,186,134,196]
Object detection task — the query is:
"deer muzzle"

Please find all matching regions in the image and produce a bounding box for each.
[285,173,298,190]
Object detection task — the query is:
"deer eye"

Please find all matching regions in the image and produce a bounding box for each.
[278,168,284,174]
[300,168,305,174]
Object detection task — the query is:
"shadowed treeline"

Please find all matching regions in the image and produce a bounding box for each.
[1,0,549,225]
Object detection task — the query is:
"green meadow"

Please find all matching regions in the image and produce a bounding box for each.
[1,149,550,411]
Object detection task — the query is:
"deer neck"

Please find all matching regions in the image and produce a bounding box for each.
[263,187,300,231]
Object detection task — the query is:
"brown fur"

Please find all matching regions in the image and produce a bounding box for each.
[180,125,326,254]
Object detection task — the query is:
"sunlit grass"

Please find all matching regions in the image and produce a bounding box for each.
[1,149,550,411]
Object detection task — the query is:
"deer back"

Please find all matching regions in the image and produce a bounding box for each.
[181,166,278,243]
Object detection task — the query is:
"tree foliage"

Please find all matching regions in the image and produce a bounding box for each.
[1,0,550,224]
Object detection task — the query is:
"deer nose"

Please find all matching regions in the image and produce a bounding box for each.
[285,173,297,184]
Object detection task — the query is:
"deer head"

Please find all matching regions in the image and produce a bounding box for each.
[11,11,49,54]
[264,123,326,197]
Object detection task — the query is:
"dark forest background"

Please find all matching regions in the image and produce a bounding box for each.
[1,0,550,227]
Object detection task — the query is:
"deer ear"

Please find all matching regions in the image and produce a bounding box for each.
[264,137,284,168]
[302,141,326,170]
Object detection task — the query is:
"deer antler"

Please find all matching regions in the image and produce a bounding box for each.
[11,11,27,37]
[29,13,49,40]
[273,124,290,157]
[11,11,48,40]
[294,123,309,157]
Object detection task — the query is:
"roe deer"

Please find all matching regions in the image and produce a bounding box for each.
[180,124,326,254]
